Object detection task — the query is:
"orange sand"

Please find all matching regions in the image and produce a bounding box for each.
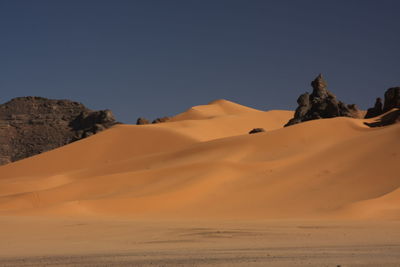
[0,99,399,220]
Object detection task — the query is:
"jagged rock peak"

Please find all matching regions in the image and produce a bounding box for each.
[311,73,328,91]
[285,74,360,127]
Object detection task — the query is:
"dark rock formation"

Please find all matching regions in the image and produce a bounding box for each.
[364,87,400,119]
[285,74,360,126]
[383,87,400,113]
[249,128,265,134]
[0,96,117,165]
[364,109,400,127]
[152,117,170,124]
[70,109,116,139]
[364,87,400,127]
[136,117,150,125]
[365,98,383,118]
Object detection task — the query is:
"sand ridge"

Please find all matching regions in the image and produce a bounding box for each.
[0,100,398,220]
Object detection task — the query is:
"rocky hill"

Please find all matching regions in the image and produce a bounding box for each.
[285,74,360,126]
[0,97,117,165]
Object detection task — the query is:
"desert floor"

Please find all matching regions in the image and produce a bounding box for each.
[1,100,399,266]
[0,216,399,266]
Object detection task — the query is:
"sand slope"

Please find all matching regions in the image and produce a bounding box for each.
[0,100,398,220]
[160,99,294,141]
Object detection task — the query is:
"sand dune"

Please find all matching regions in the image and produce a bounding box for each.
[0,100,398,220]
[171,99,264,121]
[158,99,294,141]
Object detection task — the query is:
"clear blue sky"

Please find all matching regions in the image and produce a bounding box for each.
[1,0,399,123]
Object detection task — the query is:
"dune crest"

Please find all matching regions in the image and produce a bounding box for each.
[170,99,265,121]
[158,99,293,141]
[0,100,399,220]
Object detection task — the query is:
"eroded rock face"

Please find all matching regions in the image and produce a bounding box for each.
[365,98,383,119]
[285,74,359,126]
[383,87,400,113]
[364,87,400,119]
[364,109,400,127]
[0,97,117,165]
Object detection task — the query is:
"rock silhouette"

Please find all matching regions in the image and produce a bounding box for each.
[364,109,400,127]
[383,87,400,113]
[152,117,170,124]
[136,117,150,125]
[249,128,265,134]
[365,98,383,119]
[285,74,359,126]
[0,97,117,165]
[365,87,400,119]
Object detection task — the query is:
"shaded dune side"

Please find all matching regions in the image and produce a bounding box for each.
[0,112,399,220]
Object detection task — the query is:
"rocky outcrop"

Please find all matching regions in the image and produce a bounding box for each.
[383,87,400,113]
[152,117,170,124]
[70,109,116,139]
[0,97,117,165]
[365,98,383,118]
[249,128,265,134]
[136,116,170,124]
[364,109,400,127]
[364,86,400,127]
[365,87,400,119]
[285,74,360,126]
[136,117,150,125]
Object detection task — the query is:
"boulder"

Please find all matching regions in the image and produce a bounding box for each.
[249,128,265,134]
[136,117,150,125]
[152,117,170,124]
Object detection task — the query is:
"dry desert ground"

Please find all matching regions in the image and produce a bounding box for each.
[0,100,399,266]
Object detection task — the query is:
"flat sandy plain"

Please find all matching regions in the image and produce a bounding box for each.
[1,216,399,266]
[0,100,399,266]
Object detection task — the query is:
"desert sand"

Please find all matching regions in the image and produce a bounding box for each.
[0,216,399,266]
[0,99,399,266]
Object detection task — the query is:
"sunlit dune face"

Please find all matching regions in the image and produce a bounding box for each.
[0,100,399,220]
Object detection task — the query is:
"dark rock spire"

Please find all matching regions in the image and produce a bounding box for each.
[365,98,383,118]
[285,74,360,126]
